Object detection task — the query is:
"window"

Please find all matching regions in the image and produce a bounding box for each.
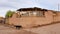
[33,12,37,16]
[37,11,44,16]
[20,12,29,16]
[29,11,37,16]
[29,11,44,16]
[19,11,45,17]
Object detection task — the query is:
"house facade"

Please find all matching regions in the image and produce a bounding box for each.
[8,7,60,28]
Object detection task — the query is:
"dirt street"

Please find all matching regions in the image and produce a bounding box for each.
[0,23,60,34]
[24,23,60,34]
[0,24,37,34]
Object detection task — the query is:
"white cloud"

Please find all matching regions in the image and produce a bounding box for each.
[0,0,60,17]
[0,7,16,17]
[37,0,60,10]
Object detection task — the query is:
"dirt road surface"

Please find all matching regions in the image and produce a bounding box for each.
[24,23,60,34]
[0,24,37,34]
[0,23,60,34]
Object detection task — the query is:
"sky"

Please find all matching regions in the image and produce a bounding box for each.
[0,0,60,17]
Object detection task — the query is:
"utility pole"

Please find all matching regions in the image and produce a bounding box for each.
[58,3,59,11]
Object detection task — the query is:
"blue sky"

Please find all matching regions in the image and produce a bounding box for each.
[0,0,60,17]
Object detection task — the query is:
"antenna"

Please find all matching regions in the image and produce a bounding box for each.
[58,3,59,11]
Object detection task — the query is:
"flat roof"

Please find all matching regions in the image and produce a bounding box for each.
[17,7,48,11]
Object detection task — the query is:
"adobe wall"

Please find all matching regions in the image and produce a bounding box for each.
[8,11,55,28]
[53,12,60,22]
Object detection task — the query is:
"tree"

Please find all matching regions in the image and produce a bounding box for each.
[5,10,15,18]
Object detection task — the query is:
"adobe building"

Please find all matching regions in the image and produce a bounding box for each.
[8,7,60,28]
[0,17,5,24]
